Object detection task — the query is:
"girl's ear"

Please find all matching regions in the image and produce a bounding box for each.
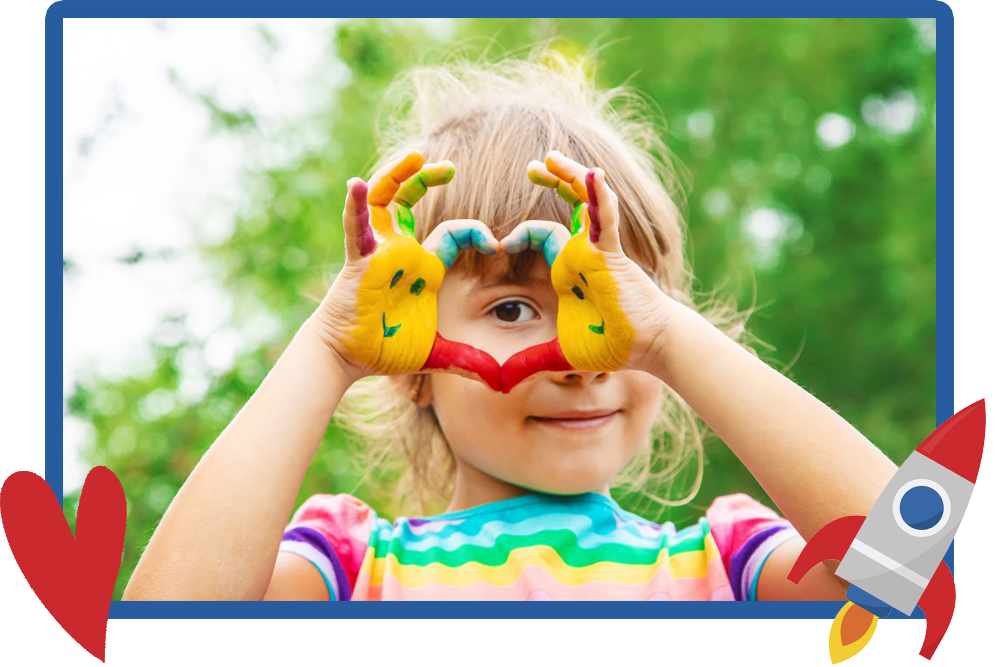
[389,373,433,408]
[413,373,433,408]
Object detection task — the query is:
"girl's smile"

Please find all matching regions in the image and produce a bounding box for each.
[527,408,622,430]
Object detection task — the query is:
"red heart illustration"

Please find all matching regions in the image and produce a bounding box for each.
[421,333,572,393]
[1,466,126,662]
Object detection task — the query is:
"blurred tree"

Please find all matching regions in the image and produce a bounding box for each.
[63,18,936,600]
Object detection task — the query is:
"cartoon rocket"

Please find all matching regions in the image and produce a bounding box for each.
[787,399,986,662]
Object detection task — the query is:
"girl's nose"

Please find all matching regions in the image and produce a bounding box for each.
[552,369,609,386]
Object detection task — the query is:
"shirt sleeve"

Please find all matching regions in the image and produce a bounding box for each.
[706,493,800,601]
[277,493,376,601]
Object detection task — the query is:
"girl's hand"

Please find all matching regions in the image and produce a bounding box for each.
[505,150,671,376]
[311,149,501,385]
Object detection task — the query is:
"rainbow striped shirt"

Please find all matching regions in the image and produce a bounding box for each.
[278,491,798,601]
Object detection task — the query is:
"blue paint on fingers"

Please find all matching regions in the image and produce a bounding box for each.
[541,231,562,268]
[433,226,495,268]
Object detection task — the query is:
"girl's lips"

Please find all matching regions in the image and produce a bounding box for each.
[528,410,620,430]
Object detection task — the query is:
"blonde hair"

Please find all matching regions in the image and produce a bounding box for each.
[334,43,755,518]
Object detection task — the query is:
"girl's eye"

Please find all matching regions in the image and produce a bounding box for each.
[491,300,539,325]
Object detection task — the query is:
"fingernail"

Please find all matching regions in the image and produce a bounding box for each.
[349,179,367,205]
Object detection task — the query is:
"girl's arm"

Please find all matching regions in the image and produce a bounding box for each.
[122,316,360,601]
[124,150,496,601]
[647,298,899,600]
[522,151,895,601]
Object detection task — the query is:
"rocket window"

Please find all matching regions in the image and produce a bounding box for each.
[899,486,944,530]
[892,478,951,537]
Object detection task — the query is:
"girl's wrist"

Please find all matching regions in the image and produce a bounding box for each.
[640,296,702,386]
[301,311,369,389]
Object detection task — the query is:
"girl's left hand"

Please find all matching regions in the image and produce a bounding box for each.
[501,150,671,376]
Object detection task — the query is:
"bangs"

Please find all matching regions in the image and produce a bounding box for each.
[450,245,538,282]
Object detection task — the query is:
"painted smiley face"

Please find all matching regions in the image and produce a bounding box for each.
[571,278,605,334]
[549,230,634,372]
[381,269,428,338]
[350,233,445,376]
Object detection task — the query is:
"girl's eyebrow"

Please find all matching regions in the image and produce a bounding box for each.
[468,277,551,294]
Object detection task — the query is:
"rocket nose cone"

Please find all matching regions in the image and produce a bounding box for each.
[916,399,986,484]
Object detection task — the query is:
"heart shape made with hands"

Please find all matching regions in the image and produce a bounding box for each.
[338,149,636,393]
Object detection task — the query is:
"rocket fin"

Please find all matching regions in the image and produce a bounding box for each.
[916,561,955,660]
[787,515,865,584]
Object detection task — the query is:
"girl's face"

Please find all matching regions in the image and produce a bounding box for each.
[421,250,663,502]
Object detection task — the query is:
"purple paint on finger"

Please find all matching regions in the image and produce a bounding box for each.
[585,169,602,244]
[350,179,377,257]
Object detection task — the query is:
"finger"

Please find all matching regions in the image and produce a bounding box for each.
[526,160,582,208]
[421,333,503,392]
[536,153,589,235]
[367,149,424,235]
[499,220,571,269]
[499,338,574,393]
[584,168,622,251]
[393,160,456,237]
[343,178,376,261]
[422,219,500,269]
[395,160,455,207]
[544,150,590,203]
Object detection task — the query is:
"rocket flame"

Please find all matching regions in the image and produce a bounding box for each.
[829,601,878,663]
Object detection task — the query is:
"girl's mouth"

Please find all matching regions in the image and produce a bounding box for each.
[527,409,620,430]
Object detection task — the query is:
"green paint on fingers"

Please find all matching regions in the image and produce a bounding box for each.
[410,277,426,295]
[571,203,586,235]
[396,206,415,237]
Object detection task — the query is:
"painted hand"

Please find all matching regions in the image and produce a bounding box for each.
[313,149,503,388]
[498,150,670,382]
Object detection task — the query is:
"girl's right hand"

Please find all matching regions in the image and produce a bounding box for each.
[309,149,500,386]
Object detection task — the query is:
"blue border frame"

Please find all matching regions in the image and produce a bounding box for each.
[45,0,987,648]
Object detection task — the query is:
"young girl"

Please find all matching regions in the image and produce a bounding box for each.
[123,52,899,602]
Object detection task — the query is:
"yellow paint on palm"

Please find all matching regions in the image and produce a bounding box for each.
[339,149,448,375]
[345,234,446,374]
[551,217,635,371]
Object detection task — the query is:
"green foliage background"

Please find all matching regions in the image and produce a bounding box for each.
[63,18,936,600]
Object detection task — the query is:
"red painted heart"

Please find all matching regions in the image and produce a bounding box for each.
[1,466,126,662]
[421,332,572,393]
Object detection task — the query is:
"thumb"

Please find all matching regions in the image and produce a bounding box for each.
[584,168,622,253]
[343,178,377,261]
